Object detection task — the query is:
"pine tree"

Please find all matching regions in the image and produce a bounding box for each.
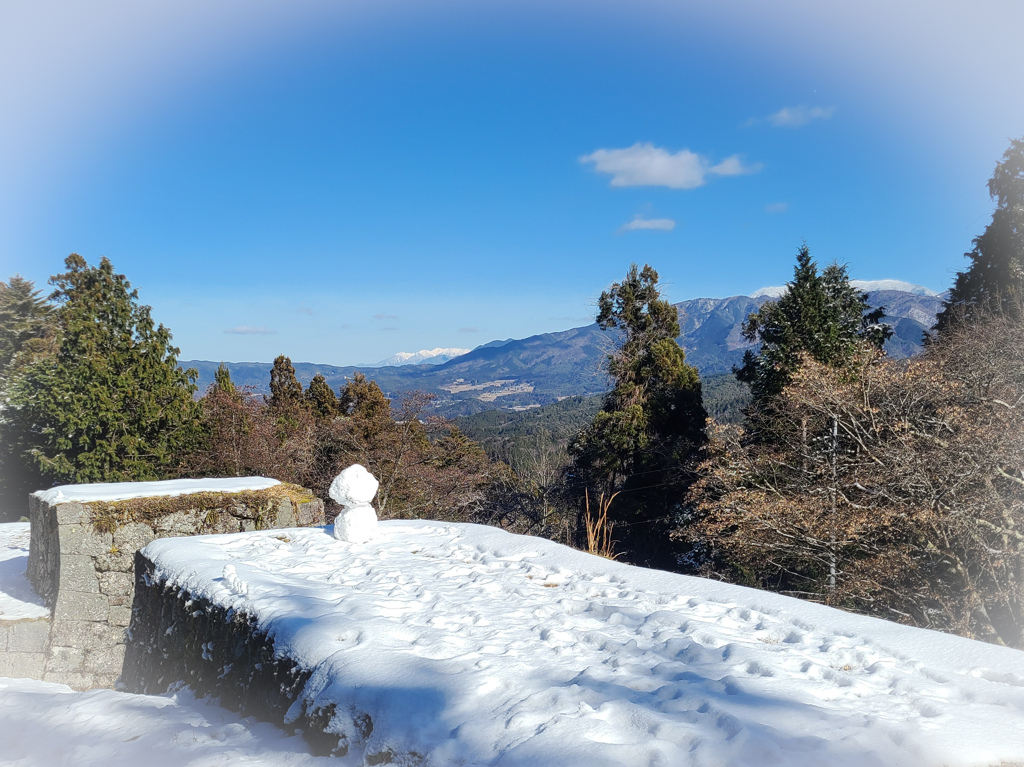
[0,275,55,386]
[570,264,706,568]
[736,244,890,405]
[936,136,1024,331]
[305,373,339,420]
[8,255,199,485]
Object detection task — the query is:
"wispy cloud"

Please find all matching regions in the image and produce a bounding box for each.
[765,202,789,213]
[224,325,277,335]
[580,143,760,189]
[373,313,398,320]
[458,326,480,333]
[749,106,836,128]
[619,215,676,233]
[297,305,315,316]
[381,326,399,332]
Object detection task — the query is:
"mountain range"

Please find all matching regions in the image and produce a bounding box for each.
[183,284,946,417]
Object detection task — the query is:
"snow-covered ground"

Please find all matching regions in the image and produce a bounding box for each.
[0,522,48,620]
[137,521,1024,767]
[3,519,1024,766]
[0,677,335,766]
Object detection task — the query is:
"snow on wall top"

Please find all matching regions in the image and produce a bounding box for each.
[143,520,1024,767]
[33,477,280,505]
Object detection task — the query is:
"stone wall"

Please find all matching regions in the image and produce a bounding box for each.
[0,618,51,680]
[22,482,324,690]
[123,550,346,756]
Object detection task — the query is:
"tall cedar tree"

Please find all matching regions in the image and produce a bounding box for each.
[305,373,339,420]
[735,244,890,406]
[9,255,198,485]
[936,136,1024,331]
[570,264,706,569]
[269,355,303,409]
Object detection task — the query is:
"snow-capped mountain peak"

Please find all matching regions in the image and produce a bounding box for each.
[374,347,470,367]
[751,279,938,299]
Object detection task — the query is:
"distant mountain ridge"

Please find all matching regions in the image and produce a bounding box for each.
[184,285,946,417]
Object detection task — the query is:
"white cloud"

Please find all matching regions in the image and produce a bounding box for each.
[224,325,277,335]
[764,106,836,128]
[619,215,676,233]
[765,202,789,213]
[580,143,760,189]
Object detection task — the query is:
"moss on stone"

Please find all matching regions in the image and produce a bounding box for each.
[87,483,314,534]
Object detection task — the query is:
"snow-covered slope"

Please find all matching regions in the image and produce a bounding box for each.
[138,521,1024,767]
[374,348,470,367]
[752,279,939,299]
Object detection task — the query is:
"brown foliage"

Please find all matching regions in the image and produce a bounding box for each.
[687,318,1024,647]
[184,373,500,528]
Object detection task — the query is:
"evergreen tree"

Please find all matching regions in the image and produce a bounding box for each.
[736,244,890,405]
[268,355,303,410]
[213,362,236,395]
[0,276,55,385]
[570,264,706,568]
[7,255,199,485]
[936,136,1024,331]
[305,373,339,420]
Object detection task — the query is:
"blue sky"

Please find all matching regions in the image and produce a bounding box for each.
[2,0,1022,366]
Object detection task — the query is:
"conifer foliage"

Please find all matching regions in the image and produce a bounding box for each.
[570,263,706,568]
[305,373,339,420]
[735,244,890,405]
[9,255,199,485]
[936,136,1024,331]
[269,355,304,411]
[0,276,54,385]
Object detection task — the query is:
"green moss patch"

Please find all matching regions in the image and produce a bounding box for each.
[87,483,315,534]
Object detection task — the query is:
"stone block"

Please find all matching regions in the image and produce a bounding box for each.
[85,643,126,676]
[276,499,295,528]
[297,500,325,527]
[47,644,85,673]
[108,605,132,627]
[1,652,46,680]
[55,502,90,526]
[154,511,201,537]
[43,670,94,690]
[98,571,133,598]
[58,554,100,594]
[54,591,109,623]
[58,524,113,556]
[95,549,133,573]
[112,522,156,553]
[0,624,9,651]
[50,619,125,650]
[8,619,51,653]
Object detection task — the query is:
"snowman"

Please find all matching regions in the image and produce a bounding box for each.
[329,464,379,543]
